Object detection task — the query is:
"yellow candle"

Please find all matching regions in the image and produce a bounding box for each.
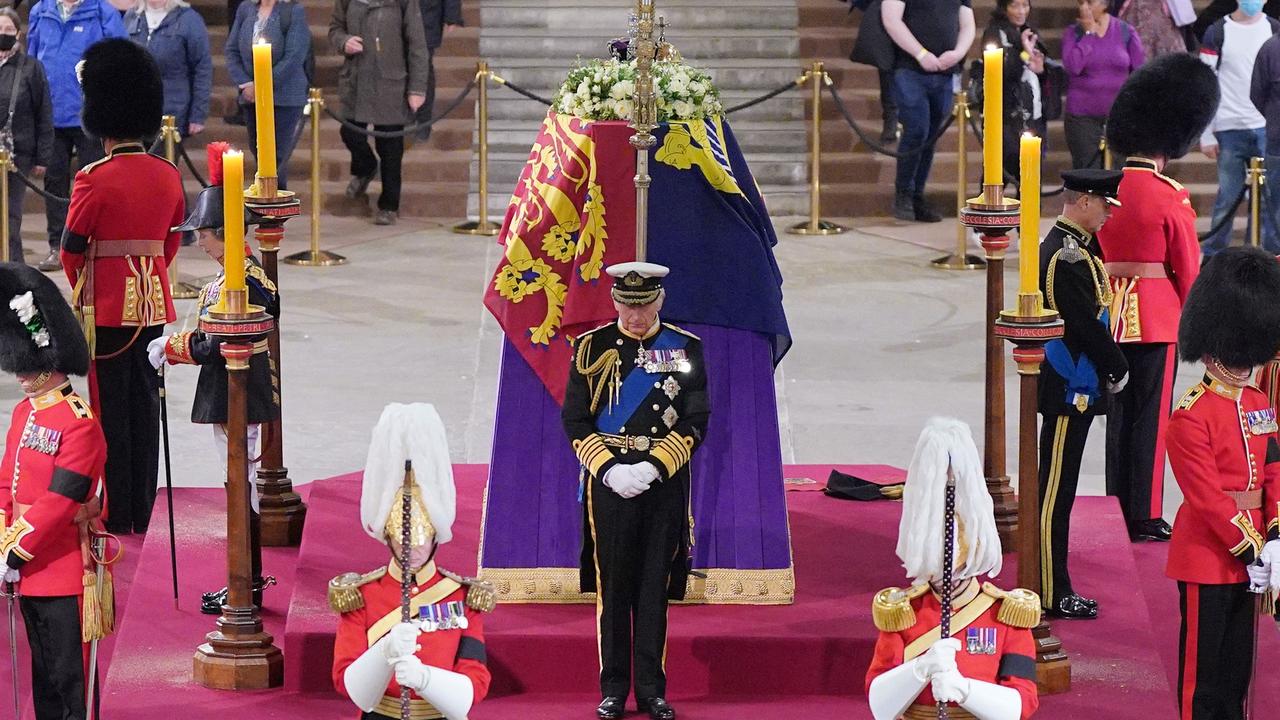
[222,150,247,296]
[1019,134,1041,296]
[252,40,276,179]
[983,46,1003,188]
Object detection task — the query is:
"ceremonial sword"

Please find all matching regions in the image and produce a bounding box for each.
[3,580,17,720]
[158,366,179,607]
[936,465,957,720]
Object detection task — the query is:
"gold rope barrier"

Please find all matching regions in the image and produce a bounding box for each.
[932,91,984,270]
[787,61,846,236]
[454,61,500,236]
[283,88,347,266]
[164,115,201,298]
[0,147,9,263]
[1250,156,1265,248]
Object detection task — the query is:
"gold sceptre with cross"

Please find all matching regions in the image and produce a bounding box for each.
[630,0,658,262]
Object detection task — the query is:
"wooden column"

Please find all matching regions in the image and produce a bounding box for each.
[980,232,1018,548]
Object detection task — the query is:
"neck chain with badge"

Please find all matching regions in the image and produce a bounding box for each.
[633,319,690,374]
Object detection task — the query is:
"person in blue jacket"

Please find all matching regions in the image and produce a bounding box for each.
[225,0,309,191]
[124,0,212,140]
[26,0,125,273]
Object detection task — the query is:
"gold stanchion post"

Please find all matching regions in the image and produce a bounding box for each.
[1101,137,1112,171]
[163,115,201,299]
[1250,156,1265,248]
[932,92,985,270]
[787,61,846,236]
[0,147,10,264]
[453,61,501,236]
[283,89,347,266]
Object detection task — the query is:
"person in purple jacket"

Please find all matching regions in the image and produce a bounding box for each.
[1062,0,1145,168]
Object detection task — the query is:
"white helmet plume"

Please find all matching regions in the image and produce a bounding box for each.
[360,403,456,545]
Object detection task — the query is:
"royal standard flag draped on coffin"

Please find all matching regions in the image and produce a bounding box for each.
[483,109,791,403]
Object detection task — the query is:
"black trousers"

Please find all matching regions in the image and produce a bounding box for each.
[7,157,30,263]
[1039,413,1093,606]
[45,128,103,252]
[877,68,897,130]
[412,47,437,141]
[588,471,683,700]
[340,122,404,212]
[1178,581,1255,720]
[1064,113,1106,170]
[1106,343,1176,531]
[20,595,87,720]
[96,325,163,534]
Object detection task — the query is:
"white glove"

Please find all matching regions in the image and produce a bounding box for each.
[913,637,960,681]
[1248,561,1270,594]
[392,655,432,694]
[383,622,420,662]
[633,461,660,484]
[146,336,168,369]
[1260,539,1280,591]
[2,567,18,584]
[930,668,971,704]
[1107,373,1128,395]
[602,465,649,499]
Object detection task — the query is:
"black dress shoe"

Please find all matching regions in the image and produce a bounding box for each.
[1130,518,1173,542]
[1046,593,1098,620]
[637,697,676,720]
[345,168,377,199]
[596,696,625,720]
[200,576,276,614]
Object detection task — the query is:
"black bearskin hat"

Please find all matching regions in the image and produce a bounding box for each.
[0,263,89,376]
[1106,53,1219,160]
[80,38,163,141]
[1179,247,1280,368]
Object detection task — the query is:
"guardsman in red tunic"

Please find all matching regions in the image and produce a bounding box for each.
[332,404,493,720]
[0,263,108,720]
[1096,53,1219,543]
[59,40,185,535]
[1166,246,1280,720]
[865,418,1040,720]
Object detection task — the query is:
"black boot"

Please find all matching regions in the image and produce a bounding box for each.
[200,576,276,615]
[879,119,899,146]
[893,190,915,221]
[913,195,942,223]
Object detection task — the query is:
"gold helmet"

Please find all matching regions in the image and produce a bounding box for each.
[360,404,456,548]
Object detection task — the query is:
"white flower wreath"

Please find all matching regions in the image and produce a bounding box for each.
[9,291,50,348]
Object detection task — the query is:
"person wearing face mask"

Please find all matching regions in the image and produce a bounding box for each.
[1198,0,1280,260]
[0,8,52,265]
[331,403,494,720]
[981,0,1055,186]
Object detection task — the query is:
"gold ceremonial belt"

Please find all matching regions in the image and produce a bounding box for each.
[1104,261,1167,279]
[903,705,974,720]
[1228,489,1263,511]
[91,240,166,258]
[599,432,657,452]
[372,695,442,720]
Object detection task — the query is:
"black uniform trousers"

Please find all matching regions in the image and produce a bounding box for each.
[588,470,683,701]
[412,47,437,142]
[340,122,405,212]
[1106,343,1177,531]
[45,128,103,253]
[20,595,87,720]
[96,325,163,534]
[1178,581,1255,720]
[1038,413,1093,607]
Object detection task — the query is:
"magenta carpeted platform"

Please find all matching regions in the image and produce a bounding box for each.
[29,464,1255,719]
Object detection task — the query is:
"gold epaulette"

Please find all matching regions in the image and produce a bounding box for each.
[439,568,497,613]
[246,262,277,295]
[662,323,700,341]
[982,583,1041,629]
[80,155,112,175]
[327,567,387,613]
[67,393,93,420]
[1177,384,1206,412]
[1154,171,1185,192]
[872,584,929,632]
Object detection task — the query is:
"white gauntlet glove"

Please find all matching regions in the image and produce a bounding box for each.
[602,465,651,499]
[930,668,971,703]
[1260,539,1280,592]
[913,637,960,681]
[147,336,168,369]
[392,656,431,694]
[2,566,18,584]
[383,622,420,661]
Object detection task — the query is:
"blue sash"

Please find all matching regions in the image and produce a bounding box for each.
[1045,310,1110,410]
[595,328,689,433]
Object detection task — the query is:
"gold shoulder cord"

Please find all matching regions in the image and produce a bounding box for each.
[1045,250,1062,311]
[1089,255,1114,308]
[575,335,621,414]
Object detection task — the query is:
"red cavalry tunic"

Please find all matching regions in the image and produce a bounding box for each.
[1096,158,1200,344]
[333,562,491,719]
[1166,376,1280,585]
[61,142,185,329]
[0,384,106,597]
[865,581,1039,720]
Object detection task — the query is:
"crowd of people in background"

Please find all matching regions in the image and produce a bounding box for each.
[854,0,1280,243]
[0,0,461,271]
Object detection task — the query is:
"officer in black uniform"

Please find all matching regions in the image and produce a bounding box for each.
[144,178,280,613]
[562,262,710,720]
[1038,169,1129,620]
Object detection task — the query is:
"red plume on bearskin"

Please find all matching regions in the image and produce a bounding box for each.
[206,141,230,186]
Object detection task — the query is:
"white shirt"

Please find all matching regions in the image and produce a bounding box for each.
[1200,16,1272,146]
[145,7,168,31]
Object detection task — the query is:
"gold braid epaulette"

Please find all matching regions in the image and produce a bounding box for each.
[439,568,497,613]
[574,333,621,414]
[872,584,930,632]
[327,567,387,613]
[982,583,1041,629]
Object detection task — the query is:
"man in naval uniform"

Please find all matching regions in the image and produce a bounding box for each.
[144,149,280,613]
[562,262,710,720]
[866,418,1040,720]
[331,404,494,720]
[1037,169,1128,620]
[1166,247,1280,720]
[0,263,107,720]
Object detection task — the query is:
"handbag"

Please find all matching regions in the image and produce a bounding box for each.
[0,57,25,158]
[850,0,897,72]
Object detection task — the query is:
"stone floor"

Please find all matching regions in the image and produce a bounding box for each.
[1,211,1202,518]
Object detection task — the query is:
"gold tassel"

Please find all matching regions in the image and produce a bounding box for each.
[872,587,917,632]
[99,567,114,636]
[79,306,96,359]
[81,571,104,642]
